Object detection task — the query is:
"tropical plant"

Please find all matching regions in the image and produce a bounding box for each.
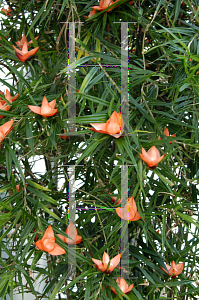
[0,0,199,299]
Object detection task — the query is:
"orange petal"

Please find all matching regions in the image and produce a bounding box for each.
[28,105,41,115]
[0,131,5,143]
[175,262,184,275]
[35,239,46,251]
[48,243,66,255]
[132,211,141,221]
[128,196,136,211]
[43,225,54,240]
[21,42,29,54]
[42,237,56,252]
[125,283,134,294]
[15,52,27,62]
[56,233,66,242]
[4,90,12,102]
[15,34,28,49]
[106,121,120,135]
[29,36,39,44]
[41,109,57,117]
[109,253,121,272]
[92,258,102,267]
[11,93,19,102]
[0,119,14,135]
[20,47,39,62]
[108,111,119,123]
[102,252,110,269]
[110,286,117,294]
[16,184,20,193]
[164,128,169,136]
[92,258,107,272]
[66,222,77,237]
[49,99,56,109]
[12,45,24,56]
[86,9,96,18]
[90,123,107,132]
[146,154,165,168]
[0,105,10,115]
[160,266,169,275]
[75,235,82,244]
[91,6,105,10]
[106,111,121,134]
[115,207,122,219]
[115,207,134,220]
[118,278,129,293]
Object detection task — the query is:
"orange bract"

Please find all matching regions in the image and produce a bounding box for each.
[115,196,141,221]
[92,252,121,273]
[12,41,39,62]
[35,225,66,255]
[0,90,19,118]
[2,7,12,16]
[90,111,124,138]
[28,96,57,117]
[86,0,121,18]
[0,119,14,144]
[111,277,134,295]
[158,128,176,144]
[0,89,19,105]
[57,222,82,245]
[15,34,39,49]
[139,146,165,169]
[161,260,184,277]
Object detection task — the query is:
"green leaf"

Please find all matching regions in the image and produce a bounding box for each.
[25,119,35,155]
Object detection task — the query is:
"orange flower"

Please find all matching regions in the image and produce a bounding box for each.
[15,34,39,49]
[0,89,19,105]
[28,96,57,117]
[158,128,176,144]
[0,90,19,118]
[111,277,134,295]
[90,111,124,138]
[139,146,165,169]
[161,261,184,278]
[12,41,39,62]
[115,196,141,221]
[0,119,14,144]
[92,252,121,273]
[2,7,12,16]
[35,225,66,255]
[87,0,121,18]
[57,222,82,245]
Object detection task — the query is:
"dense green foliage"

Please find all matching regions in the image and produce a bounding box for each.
[0,0,199,299]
